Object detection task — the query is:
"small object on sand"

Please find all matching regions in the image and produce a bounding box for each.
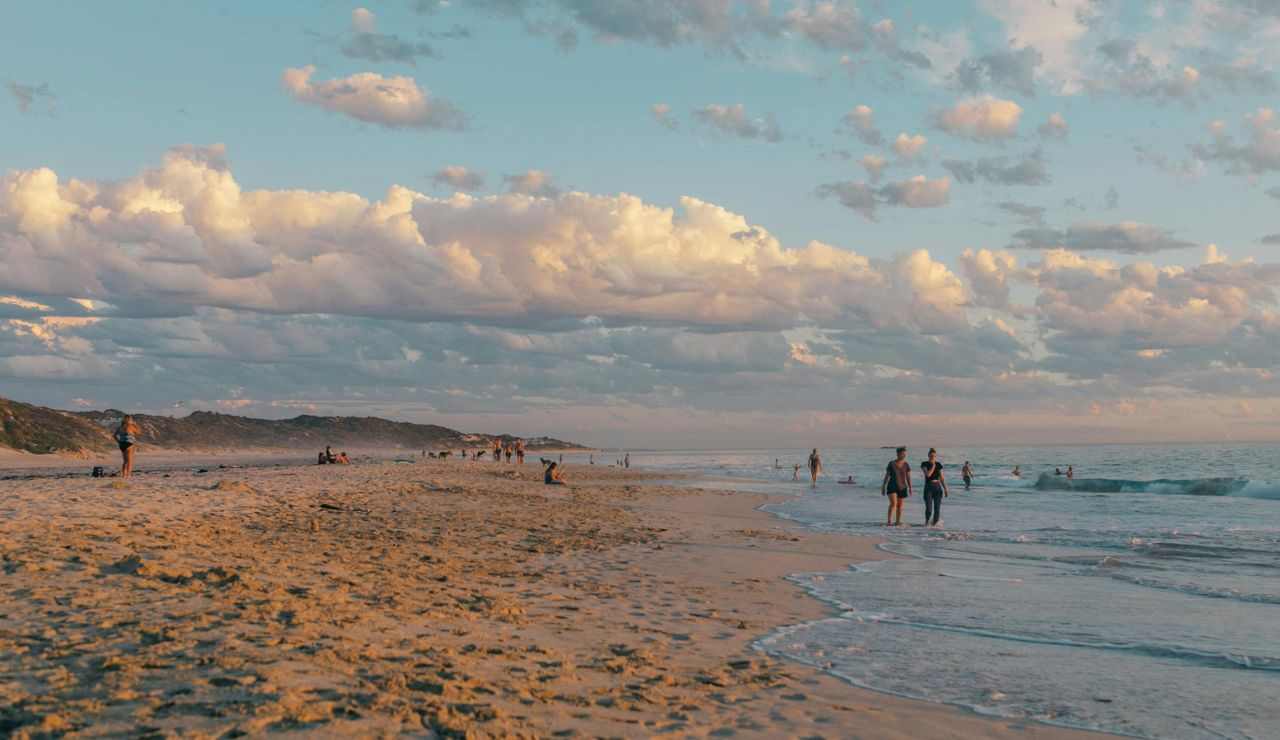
[319,503,344,511]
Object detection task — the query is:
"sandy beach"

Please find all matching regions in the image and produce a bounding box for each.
[0,455,1110,738]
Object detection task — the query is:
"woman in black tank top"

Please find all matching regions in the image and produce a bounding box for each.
[921,448,948,527]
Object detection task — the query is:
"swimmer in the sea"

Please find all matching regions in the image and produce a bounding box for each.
[1012,465,1022,478]
[839,475,856,484]
[1067,465,1074,480]
[962,461,973,490]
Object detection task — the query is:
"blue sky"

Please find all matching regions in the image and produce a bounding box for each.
[3,1,1280,446]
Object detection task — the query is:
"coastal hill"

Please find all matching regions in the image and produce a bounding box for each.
[0,396,584,455]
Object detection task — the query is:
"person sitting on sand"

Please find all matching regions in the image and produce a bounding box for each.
[882,447,912,526]
[337,452,350,464]
[318,452,327,465]
[325,446,337,464]
[544,461,567,486]
[114,415,141,478]
[962,461,973,490]
[807,449,823,488]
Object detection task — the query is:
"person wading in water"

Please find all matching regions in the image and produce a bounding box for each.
[882,446,912,526]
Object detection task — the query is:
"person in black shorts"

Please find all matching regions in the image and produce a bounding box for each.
[921,448,948,527]
[882,446,912,526]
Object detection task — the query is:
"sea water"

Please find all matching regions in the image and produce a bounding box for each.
[602,445,1280,739]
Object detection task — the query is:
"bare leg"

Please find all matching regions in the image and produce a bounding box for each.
[121,446,134,478]
[895,498,904,526]
[886,494,897,525]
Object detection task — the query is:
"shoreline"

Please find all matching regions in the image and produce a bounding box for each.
[0,457,1111,737]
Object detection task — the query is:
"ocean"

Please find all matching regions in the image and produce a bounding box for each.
[580,445,1280,739]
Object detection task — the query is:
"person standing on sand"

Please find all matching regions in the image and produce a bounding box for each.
[493,440,502,463]
[882,446,912,526]
[962,461,973,490]
[807,449,823,488]
[515,439,525,464]
[921,448,948,527]
[624,453,630,469]
[114,415,141,478]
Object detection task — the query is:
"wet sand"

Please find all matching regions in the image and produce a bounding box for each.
[0,457,1110,738]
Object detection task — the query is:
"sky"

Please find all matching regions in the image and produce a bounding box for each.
[2,0,1280,448]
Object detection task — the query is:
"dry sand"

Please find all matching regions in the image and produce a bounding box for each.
[0,457,1112,738]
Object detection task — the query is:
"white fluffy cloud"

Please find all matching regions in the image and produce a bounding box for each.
[281,66,467,130]
[892,133,928,160]
[0,146,972,335]
[8,146,1280,442]
[938,95,1022,140]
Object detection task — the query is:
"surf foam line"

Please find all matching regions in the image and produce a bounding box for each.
[1033,474,1280,499]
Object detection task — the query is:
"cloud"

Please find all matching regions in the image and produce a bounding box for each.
[861,154,886,182]
[954,46,1042,96]
[1088,40,1202,101]
[817,176,951,220]
[976,0,1098,93]
[995,201,1046,226]
[693,103,783,142]
[1037,112,1068,140]
[842,104,882,146]
[892,133,928,160]
[937,95,1022,141]
[1010,222,1198,254]
[1193,108,1280,174]
[432,165,486,192]
[959,248,1021,309]
[6,81,55,114]
[342,7,438,65]
[9,145,1280,443]
[281,65,467,130]
[650,102,678,130]
[942,150,1048,186]
[0,147,978,336]
[502,170,561,197]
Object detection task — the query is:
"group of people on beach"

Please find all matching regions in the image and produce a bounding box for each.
[317,446,350,465]
[799,447,978,528]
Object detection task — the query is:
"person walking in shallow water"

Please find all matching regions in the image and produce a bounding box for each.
[807,449,823,488]
[962,460,973,490]
[921,448,948,527]
[882,446,912,526]
[114,415,140,478]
